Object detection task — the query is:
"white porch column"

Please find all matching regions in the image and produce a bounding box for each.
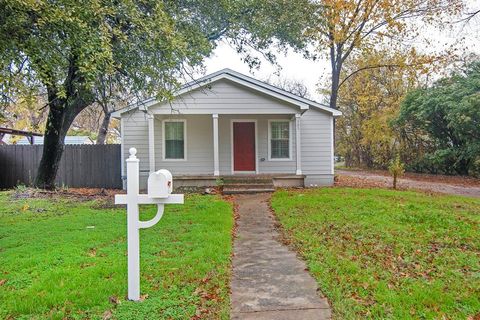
[212,114,220,176]
[147,114,155,173]
[295,114,302,175]
[121,117,126,189]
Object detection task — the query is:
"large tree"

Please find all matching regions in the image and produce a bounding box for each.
[0,0,311,189]
[309,0,463,110]
[335,48,428,168]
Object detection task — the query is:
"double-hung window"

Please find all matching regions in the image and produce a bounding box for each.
[269,120,291,160]
[163,120,186,160]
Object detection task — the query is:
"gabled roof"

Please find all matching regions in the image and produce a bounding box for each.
[113,68,342,117]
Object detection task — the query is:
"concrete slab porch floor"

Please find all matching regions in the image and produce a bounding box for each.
[230,193,331,320]
[173,174,305,189]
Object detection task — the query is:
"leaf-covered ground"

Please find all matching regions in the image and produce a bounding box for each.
[271,188,480,319]
[0,191,233,319]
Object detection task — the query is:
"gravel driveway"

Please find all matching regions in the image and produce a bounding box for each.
[336,170,480,198]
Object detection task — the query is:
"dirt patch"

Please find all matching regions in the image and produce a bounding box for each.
[336,170,480,198]
[338,168,480,187]
[9,187,124,203]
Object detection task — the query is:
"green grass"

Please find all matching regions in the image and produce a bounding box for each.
[0,192,233,319]
[272,188,480,319]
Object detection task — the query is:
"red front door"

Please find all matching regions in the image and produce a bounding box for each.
[233,122,256,171]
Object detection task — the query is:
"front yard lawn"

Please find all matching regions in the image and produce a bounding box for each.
[272,188,480,319]
[0,191,233,319]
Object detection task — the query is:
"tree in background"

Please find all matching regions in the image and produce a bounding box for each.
[0,97,48,141]
[0,96,121,144]
[70,104,121,144]
[263,76,310,98]
[335,49,430,168]
[1,0,312,189]
[92,75,132,144]
[395,60,480,176]
[308,0,463,110]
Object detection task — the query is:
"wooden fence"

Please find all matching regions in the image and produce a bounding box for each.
[0,144,122,189]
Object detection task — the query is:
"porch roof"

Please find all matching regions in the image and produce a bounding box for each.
[113,69,342,118]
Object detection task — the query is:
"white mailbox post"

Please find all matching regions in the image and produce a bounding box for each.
[115,147,184,301]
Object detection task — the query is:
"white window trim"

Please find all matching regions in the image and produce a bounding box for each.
[162,119,187,161]
[268,119,293,161]
[230,119,259,174]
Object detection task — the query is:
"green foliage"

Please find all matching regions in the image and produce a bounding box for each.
[388,155,405,189]
[0,193,233,319]
[0,0,311,102]
[215,177,225,187]
[272,188,480,319]
[0,0,313,187]
[336,49,423,169]
[395,61,480,176]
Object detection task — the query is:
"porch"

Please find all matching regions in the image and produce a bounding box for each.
[132,112,304,180]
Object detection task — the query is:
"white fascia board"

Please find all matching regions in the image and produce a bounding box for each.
[224,69,341,115]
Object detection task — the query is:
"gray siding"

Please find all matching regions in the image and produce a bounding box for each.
[122,110,150,173]
[300,108,333,175]
[148,79,298,114]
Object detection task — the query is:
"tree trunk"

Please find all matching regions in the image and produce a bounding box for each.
[329,45,343,163]
[35,92,92,189]
[96,112,111,144]
[34,53,94,189]
[35,105,72,189]
[329,44,343,111]
[330,70,340,110]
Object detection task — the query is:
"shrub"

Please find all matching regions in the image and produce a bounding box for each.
[388,156,405,189]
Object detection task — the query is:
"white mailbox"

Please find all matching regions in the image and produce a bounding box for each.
[148,169,173,198]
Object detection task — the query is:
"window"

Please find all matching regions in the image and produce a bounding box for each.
[163,120,186,160]
[269,120,290,159]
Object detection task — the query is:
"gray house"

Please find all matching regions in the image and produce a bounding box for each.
[113,69,341,191]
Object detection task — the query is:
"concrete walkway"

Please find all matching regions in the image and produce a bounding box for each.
[230,193,331,320]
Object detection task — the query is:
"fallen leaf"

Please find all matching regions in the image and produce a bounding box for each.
[467,312,480,320]
[109,295,120,305]
[102,310,112,320]
[88,248,97,257]
[0,279,6,286]
[139,294,149,301]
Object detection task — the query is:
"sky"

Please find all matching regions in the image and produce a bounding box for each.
[203,3,480,102]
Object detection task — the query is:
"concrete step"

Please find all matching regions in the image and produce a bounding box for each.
[223,181,273,189]
[222,176,275,194]
[223,187,275,194]
[223,179,273,184]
